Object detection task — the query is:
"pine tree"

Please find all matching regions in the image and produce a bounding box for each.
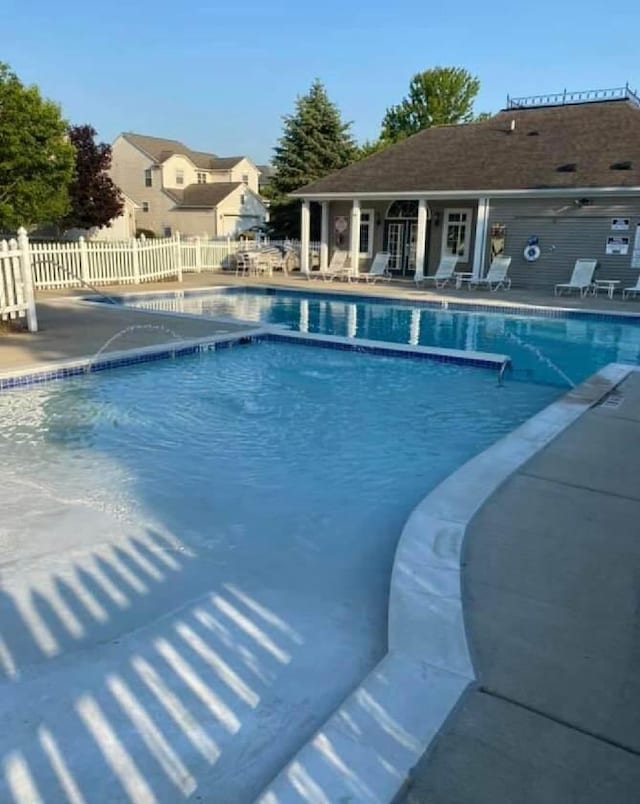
[63,125,124,231]
[268,80,356,238]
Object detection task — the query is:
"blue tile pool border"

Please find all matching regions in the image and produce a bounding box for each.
[84,284,640,325]
[0,329,509,392]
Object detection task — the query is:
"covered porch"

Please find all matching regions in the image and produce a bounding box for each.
[298,195,493,282]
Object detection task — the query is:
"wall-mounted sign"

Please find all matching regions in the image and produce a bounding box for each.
[334,216,348,234]
[632,224,640,269]
[611,218,630,231]
[606,236,630,255]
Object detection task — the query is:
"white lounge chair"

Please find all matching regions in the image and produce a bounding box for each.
[313,250,350,281]
[420,255,459,288]
[623,274,640,299]
[469,256,512,291]
[359,252,391,283]
[554,259,597,297]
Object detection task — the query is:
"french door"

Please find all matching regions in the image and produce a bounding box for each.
[385,221,420,276]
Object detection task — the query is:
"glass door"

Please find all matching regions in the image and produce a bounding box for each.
[386,222,404,273]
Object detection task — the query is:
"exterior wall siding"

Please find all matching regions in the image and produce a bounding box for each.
[327,200,479,275]
[487,197,640,289]
[217,186,267,236]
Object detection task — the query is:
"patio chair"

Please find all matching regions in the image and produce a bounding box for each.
[554,259,597,297]
[623,274,640,299]
[420,255,459,288]
[468,256,512,291]
[359,252,391,284]
[315,249,350,281]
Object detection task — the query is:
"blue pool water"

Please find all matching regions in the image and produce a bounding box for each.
[127,287,640,387]
[0,341,559,802]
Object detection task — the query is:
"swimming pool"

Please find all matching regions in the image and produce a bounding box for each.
[0,340,559,803]
[125,287,640,387]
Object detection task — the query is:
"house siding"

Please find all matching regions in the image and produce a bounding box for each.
[326,200,478,275]
[487,197,640,288]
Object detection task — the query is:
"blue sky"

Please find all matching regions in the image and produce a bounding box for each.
[4,1,639,164]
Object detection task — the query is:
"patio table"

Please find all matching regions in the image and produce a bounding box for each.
[454,272,474,289]
[592,280,621,299]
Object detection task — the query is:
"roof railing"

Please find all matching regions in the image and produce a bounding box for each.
[506,84,640,109]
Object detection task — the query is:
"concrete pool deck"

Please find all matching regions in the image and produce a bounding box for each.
[404,369,640,803]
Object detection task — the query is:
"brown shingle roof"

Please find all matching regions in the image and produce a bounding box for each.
[294,101,640,195]
[166,182,241,208]
[123,133,220,169]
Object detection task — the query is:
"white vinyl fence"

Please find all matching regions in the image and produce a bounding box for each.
[28,233,320,291]
[0,228,37,331]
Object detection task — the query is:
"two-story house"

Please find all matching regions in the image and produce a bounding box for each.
[110,133,268,238]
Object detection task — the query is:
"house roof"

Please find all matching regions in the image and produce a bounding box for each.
[294,101,640,196]
[123,133,251,172]
[166,182,243,208]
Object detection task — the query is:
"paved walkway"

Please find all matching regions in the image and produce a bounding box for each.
[0,299,256,372]
[404,371,640,803]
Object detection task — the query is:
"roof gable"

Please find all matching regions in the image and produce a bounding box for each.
[166,182,242,208]
[295,101,640,196]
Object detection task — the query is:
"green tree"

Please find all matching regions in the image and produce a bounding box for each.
[381,67,482,144]
[0,63,75,230]
[63,125,124,231]
[269,80,356,238]
[355,138,385,160]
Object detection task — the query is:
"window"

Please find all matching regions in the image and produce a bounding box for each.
[175,169,184,186]
[442,209,471,260]
[163,226,172,237]
[242,173,249,185]
[144,169,152,187]
[197,172,207,184]
[142,201,150,213]
[240,193,246,205]
[359,209,374,257]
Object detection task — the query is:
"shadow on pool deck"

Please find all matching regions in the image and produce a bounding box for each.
[404,371,640,803]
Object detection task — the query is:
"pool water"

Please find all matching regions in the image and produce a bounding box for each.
[0,342,559,803]
[128,287,640,387]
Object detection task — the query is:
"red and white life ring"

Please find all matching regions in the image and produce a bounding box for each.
[524,244,541,262]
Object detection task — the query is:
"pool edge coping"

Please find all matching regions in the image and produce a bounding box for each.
[256,361,634,804]
[0,328,510,390]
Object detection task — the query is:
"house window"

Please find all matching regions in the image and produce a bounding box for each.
[144,169,152,187]
[163,226,172,237]
[142,201,150,213]
[442,209,471,260]
[240,193,246,205]
[176,169,184,186]
[242,173,249,184]
[359,209,374,257]
[197,172,207,184]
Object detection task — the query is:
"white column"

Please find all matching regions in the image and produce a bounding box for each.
[349,199,361,278]
[472,198,490,279]
[320,201,329,272]
[300,200,311,275]
[415,199,428,284]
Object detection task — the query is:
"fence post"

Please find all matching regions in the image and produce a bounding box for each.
[17,227,38,332]
[131,236,141,283]
[195,236,202,273]
[174,231,183,282]
[78,236,89,285]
